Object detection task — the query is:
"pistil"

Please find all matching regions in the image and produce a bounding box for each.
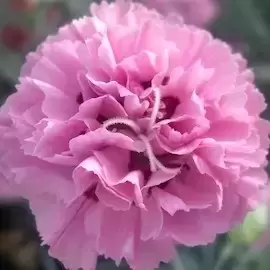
[102,86,181,175]
[148,87,161,131]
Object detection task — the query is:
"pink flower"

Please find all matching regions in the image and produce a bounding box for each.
[0,1,269,269]
[142,0,219,27]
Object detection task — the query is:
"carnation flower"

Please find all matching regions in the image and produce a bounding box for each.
[142,0,219,27]
[0,1,269,269]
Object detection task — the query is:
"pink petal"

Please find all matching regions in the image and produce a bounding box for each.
[205,118,250,141]
[48,197,97,270]
[114,171,145,208]
[96,182,131,210]
[140,197,163,240]
[164,211,215,246]
[237,168,268,198]
[73,157,100,197]
[70,129,139,159]
[129,238,175,270]
[152,187,189,215]
[98,206,138,261]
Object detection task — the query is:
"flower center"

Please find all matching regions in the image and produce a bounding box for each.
[139,84,179,126]
[102,86,182,177]
[158,96,179,120]
[76,93,84,104]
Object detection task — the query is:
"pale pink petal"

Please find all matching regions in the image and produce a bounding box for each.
[140,197,163,241]
[98,206,138,261]
[48,198,98,270]
[152,187,189,214]
[129,238,175,270]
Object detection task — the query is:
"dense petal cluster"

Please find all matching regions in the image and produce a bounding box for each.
[0,1,269,269]
[142,0,219,27]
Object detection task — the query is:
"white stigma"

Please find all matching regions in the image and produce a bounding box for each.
[148,86,161,131]
[103,117,141,134]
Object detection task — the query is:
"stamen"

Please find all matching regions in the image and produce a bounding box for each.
[103,117,141,134]
[154,157,182,174]
[138,135,157,172]
[148,87,161,131]
[139,134,181,174]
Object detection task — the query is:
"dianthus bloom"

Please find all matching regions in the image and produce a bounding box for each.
[0,1,269,269]
[142,0,219,27]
